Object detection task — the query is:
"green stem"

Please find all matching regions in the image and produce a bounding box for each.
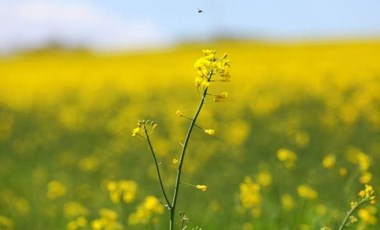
[180,115,204,130]
[144,125,171,209]
[169,71,213,230]
[338,199,366,230]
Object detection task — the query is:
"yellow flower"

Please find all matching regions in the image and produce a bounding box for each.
[128,196,164,225]
[297,184,318,200]
[349,215,358,224]
[200,79,209,89]
[143,196,164,214]
[255,171,272,187]
[196,185,207,192]
[281,194,294,211]
[214,92,229,102]
[202,49,215,55]
[175,110,183,117]
[339,167,348,176]
[132,127,140,137]
[359,171,372,184]
[63,202,88,218]
[194,50,231,89]
[67,216,87,230]
[239,177,261,211]
[358,206,377,225]
[172,158,178,164]
[346,148,371,171]
[322,154,336,169]
[204,129,215,135]
[107,180,138,204]
[47,180,66,200]
[358,184,375,200]
[316,204,327,216]
[357,152,371,171]
[277,148,297,169]
[92,208,121,230]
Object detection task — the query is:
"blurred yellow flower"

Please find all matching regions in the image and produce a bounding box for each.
[316,204,327,216]
[128,196,164,225]
[255,171,272,187]
[47,180,66,200]
[360,171,372,184]
[175,110,183,117]
[0,215,13,230]
[67,216,87,230]
[239,176,261,217]
[322,154,336,169]
[281,194,294,211]
[339,167,348,176]
[204,129,215,135]
[91,209,121,230]
[277,148,297,169]
[64,202,88,218]
[346,147,371,171]
[358,206,377,225]
[107,180,137,204]
[213,92,229,102]
[196,185,207,192]
[297,184,318,200]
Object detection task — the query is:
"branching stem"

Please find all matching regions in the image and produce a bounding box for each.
[169,70,213,230]
[338,199,367,230]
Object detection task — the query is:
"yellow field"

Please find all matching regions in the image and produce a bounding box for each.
[0,40,380,229]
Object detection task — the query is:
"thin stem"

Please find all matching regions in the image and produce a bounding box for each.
[180,215,187,230]
[180,115,203,130]
[170,71,213,230]
[338,199,366,230]
[180,181,197,187]
[143,125,172,209]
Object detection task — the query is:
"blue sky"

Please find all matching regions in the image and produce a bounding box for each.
[1,0,380,53]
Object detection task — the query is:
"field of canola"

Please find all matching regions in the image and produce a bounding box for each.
[0,40,380,230]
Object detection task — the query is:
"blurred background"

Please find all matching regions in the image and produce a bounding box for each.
[1,1,380,230]
[1,0,380,54]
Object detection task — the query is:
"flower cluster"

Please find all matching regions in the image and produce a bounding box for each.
[322,154,336,169]
[194,49,231,89]
[64,202,88,218]
[277,148,297,169]
[67,217,87,230]
[339,184,377,229]
[213,91,229,102]
[91,209,121,230]
[128,196,164,225]
[132,120,158,137]
[358,184,376,204]
[346,148,373,184]
[46,180,66,200]
[239,176,262,218]
[297,184,318,200]
[107,180,137,204]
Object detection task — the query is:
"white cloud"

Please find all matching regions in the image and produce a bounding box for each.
[0,1,171,53]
